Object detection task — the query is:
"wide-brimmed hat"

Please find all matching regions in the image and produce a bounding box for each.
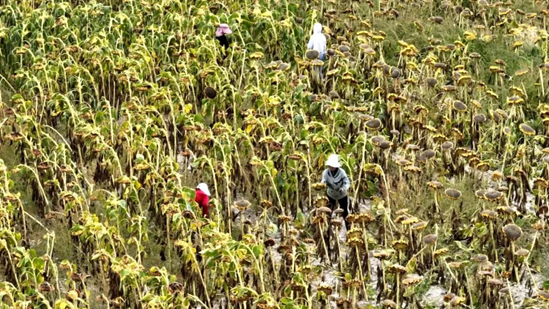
[197,183,211,196]
[325,154,341,168]
[216,24,232,37]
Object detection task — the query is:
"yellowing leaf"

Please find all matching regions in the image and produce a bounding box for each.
[174,239,187,247]
[246,125,254,134]
[464,31,477,41]
[481,34,493,42]
[67,290,79,301]
[512,41,523,49]
[280,20,291,28]
[55,299,75,309]
[184,104,193,114]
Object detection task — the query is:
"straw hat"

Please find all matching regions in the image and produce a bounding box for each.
[197,183,211,196]
[325,154,341,168]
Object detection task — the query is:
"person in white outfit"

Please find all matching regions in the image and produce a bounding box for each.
[307,22,327,81]
[307,22,327,60]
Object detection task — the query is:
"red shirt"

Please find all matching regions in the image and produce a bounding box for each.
[194,189,209,217]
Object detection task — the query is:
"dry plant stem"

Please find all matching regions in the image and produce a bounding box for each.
[291,246,297,284]
[254,248,266,293]
[261,208,269,237]
[464,270,473,306]
[381,170,391,209]
[215,142,233,227]
[305,284,313,309]
[205,158,224,231]
[1,239,20,288]
[166,216,172,269]
[262,161,285,216]
[511,241,519,283]
[524,231,539,290]
[355,248,368,301]
[361,223,371,278]
[506,280,516,309]
[233,146,252,192]
[240,210,245,238]
[268,247,278,283]
[540,69,545,97]
[319,222,330,262]
[18,164,50,208]
[188,294,210,309]
[384,210,396,237]
[443,260,459,284]
[46,233,62,298]
[81,280,91,306]
[380,263,387,293]
[354,133,367,203]
[306,150,313,211]
[406,246,427,269]
[433,192,440,214]
[489,221,498,263]
[335,226,343,272]
[408,227,413,252]
[524,262,538,291]
[395,272,401,309]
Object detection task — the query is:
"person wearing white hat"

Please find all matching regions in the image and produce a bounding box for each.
[194,183,211,218]
[321,154,351,229]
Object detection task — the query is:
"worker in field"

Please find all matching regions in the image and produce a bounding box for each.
[215,23,232,58]
[194,183,211,218]
[321,154,351,230]
[162,183,210,262]
[191,183,211,264]
[307,22,327,80]
[307,22,327,60]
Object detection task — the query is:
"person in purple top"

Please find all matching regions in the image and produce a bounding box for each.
[216,23,232,58]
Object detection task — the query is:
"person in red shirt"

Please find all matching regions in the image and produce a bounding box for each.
[194,183,211,217]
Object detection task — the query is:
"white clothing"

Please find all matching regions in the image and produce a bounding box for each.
[307,23,327,56]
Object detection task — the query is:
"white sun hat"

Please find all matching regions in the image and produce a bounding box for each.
[325,154,341,168]
[196,183,211,196]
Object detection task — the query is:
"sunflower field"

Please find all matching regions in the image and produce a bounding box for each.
[0,0,549,308]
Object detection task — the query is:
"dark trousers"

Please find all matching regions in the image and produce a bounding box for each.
[328,195,350,229]
[324,195,350,258]
[216,35,229,58]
